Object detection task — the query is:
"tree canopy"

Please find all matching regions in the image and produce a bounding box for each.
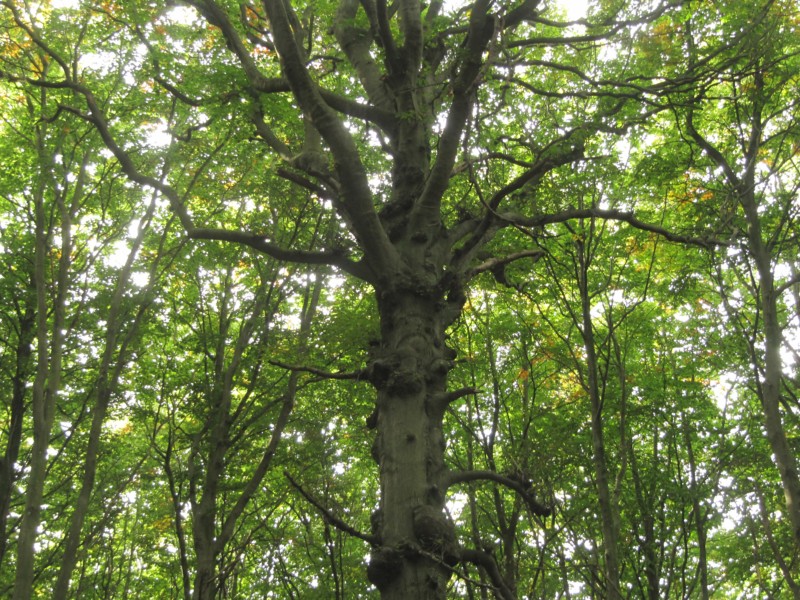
[1,0,799,598]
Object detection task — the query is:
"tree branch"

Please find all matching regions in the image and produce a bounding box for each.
[776,272,800,296]
[460,548,516,600]
[261,0,399,281]
[413,0,494,224]
[268,360,369,381]
[470,250,544,275]
[284,471,379,545]
[499,208,726,249]
[445,470,552,516]
[468,250,545,282]
[0,68,376,282]
[432,387,479,407]
[188,227,371,280]
[185,0,281,92]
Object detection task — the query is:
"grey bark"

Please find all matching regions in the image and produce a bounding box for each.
[14,103,72,599]
[52,189,161,599]
[686,65,800,547]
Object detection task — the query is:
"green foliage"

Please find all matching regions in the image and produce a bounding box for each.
[1,0,799,597]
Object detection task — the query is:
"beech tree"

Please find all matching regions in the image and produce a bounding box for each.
[2,0,799,598]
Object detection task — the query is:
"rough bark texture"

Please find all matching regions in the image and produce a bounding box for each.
[367,287,459,599]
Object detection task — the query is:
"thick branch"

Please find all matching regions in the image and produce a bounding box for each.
[468,250,544,289]
[502,0,541,30]
[186,0,281,91]
[188,228,370,279]
[374,0,400,73]
[261,0,399,280]
[445,470,552,516]
[432,387,479,407]
[334,0,394,112]
[398,0,423,75]
[319,89,397,132]
[685,113,740,188]
[414,0,494,223]
[776,272,800,296]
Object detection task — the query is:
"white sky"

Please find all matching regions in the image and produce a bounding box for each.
[557,0,590,21]
[50,0,589,23]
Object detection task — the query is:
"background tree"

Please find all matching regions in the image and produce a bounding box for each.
[647,0,800,588]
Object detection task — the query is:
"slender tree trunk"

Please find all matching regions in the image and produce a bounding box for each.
[575,237,622,600]
[0,303,35,568]
[163,429,193,600]
[191,380,232,600]
[740,182,800,547]
[13,135,71,600]
[52,368,126,598]
[682,411,710,600]
[687,62,800,548]
[190,268,255,600]
[189,268,322,599]
[53,173,161,598]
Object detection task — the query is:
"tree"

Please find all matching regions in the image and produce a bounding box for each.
[3,0,800,597]
[657,0,800,559]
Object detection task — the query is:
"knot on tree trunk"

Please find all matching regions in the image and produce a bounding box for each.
[366,546,404,590]
[368,358,425,397]
[386,367,425,396]
[412,504,459,565]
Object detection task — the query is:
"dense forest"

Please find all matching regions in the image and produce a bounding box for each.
[0,0,799,598]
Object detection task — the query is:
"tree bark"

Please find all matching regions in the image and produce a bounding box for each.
[368,289,457,599]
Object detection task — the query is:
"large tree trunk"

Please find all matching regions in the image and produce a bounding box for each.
[368,290,458,599]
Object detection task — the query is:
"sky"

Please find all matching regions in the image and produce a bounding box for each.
[557,0,590,21]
